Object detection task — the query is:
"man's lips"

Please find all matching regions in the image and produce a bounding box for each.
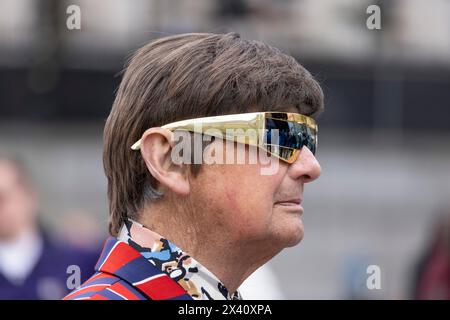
[274,199,302,206]
[274,199,304,214]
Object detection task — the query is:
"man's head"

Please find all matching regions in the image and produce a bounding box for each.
[104,32,323,252]
[0,155,38,240]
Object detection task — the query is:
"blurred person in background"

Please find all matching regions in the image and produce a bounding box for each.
[58,209,104,251]
[0,154,98,299]
[412,210,450,300]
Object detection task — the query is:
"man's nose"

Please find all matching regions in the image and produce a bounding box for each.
[288,146,321,183]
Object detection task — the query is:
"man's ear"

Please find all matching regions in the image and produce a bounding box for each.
[139,128,190,196]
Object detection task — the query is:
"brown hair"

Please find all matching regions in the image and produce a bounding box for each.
[103,32,324,236]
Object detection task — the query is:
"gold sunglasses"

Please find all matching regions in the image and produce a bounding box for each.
[131,112,318,164]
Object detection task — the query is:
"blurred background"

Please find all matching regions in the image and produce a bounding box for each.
[0,0,449,299]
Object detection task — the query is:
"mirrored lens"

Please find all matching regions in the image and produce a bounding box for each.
[264,118,317,156]
[264,144,299,163]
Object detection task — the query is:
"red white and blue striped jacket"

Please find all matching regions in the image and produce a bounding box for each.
[63,237,193,300]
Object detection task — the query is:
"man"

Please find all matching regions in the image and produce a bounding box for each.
[0,155,98,299]
[65,32,323,300]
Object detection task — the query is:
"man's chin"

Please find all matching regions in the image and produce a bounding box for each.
[275,221,304,248]
[285,230,304,248]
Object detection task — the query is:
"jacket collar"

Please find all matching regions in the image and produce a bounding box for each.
[118,218,242,300]
[95,237,192,300]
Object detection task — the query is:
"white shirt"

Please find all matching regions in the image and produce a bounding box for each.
[0,231,43,284]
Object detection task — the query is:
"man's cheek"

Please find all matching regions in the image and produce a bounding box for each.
[258,150,281,176]
[223,183,258,218]
[260,169,286,198]
[224,188,242,213]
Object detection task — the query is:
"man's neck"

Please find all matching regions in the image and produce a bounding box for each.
[138,204,277,293]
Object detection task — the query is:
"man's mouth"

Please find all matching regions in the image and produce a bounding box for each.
[274,198,302,206]
[274,199,303,212]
